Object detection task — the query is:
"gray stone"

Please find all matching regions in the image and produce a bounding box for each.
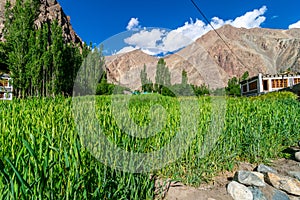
[272,189,290,200]
[227,181,253,200]
[257,164,278,174]
[288,171,300,181]
[234,170,266,187]
[266,172,300,196]
[295,152,300,162]
[260,184,290,200]
[248,186,267,200]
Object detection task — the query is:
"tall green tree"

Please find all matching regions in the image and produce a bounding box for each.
[155,58,171,94]
[140,64,153,92]
[4,0,39,97]
[181,70,188,85]
[3,0,87,97]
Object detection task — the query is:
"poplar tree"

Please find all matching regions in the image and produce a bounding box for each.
[155,58,171,94]
[4,0,39,97]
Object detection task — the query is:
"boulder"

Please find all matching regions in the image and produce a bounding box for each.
[227,181,253,200]
[260,184,290,200]
[248,186,267,200]
[288,171,300,181]
[265,172,300,196]
[234,170,266,187]
[256,164,278,174]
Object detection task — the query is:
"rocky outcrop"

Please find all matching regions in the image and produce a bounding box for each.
[0,0,82,45]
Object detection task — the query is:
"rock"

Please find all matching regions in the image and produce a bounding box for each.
[272,189,290,200]
[295,152,300,162]
[288,171,300,181]
[266,172,300,196]
[227,181,253,200]
[253,172,265,181]
[256,164,278,174]
[290,197,299,200]
[0,0,82,45]
[260,184,290,200]
[248,186,267,200]
[234,170,266,187]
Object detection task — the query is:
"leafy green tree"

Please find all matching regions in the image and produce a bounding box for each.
[155,58,171,94]
[4,0,39,97]
[225,76,241,96]
[181,70,188,85]
[226,71,249,96]
[241,71,249,81]
[140,64,154,92]
[3,0,87,97]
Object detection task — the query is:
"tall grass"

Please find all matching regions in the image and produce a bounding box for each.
[0,92,299,198]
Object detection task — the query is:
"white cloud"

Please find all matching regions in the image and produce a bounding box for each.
[230,6,267,28]
[289,20,300,29]
[116,46,138,54]
[120,6,267,55]
[126,18,140,30]
[124,29,166,48]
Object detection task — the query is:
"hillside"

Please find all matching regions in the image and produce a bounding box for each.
[0,0,82,44]
[105,25,300,90]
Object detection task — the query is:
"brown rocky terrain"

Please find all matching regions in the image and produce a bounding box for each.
[0,0,82,44]
[105,25,300,90]
[1,1,300,90]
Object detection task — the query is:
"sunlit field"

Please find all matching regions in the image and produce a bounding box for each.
[1,92,299,199]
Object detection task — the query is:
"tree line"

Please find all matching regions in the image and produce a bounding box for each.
[0,0,91,98]
[139,58,210,97]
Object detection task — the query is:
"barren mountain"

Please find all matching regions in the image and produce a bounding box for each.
[0,0,82,44]
[105,25,300,90]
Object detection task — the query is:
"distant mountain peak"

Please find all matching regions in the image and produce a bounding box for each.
[105,26,300,90]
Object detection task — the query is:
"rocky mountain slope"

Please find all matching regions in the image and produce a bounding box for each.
[106,25,300,90]
[0,0,82,44]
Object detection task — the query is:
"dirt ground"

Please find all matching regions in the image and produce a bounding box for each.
[161,148,300,200]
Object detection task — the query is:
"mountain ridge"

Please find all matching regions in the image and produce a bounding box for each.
[0,0,82,45]
[105,25,300,90]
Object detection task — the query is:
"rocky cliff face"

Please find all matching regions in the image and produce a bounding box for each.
[0,0,82,44]
[105,25,300,90]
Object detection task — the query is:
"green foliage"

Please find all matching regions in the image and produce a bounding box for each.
[226,71,249,96]
[3,0,86,97]
[155,58,171,94]
[96,83,115,95]
[141,64,210,97]
[181,70,188,85]
[0,93,299,198]
[226,76,241,96]
[0,98,154,199]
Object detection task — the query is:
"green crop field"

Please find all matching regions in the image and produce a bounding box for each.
[0,92,300,199]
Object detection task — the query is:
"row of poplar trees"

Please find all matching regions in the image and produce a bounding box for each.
[0,0,91,97]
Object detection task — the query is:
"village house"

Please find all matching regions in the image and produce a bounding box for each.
[240,72,300,96]
[0,73,13,100]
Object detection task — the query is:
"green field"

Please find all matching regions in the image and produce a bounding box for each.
[0,92,300,199]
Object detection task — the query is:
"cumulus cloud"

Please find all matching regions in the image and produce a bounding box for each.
[126,18,140,30]
[229,6,267,28]
[116,46,138,54]
[124,29,166,48]
[119,6,267,55]
[289,20,300,29]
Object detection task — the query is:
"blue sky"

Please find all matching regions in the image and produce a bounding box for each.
[57,0,300,55]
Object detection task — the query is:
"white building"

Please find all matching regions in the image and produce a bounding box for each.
[0,74,13,100]
[240,73,300,96]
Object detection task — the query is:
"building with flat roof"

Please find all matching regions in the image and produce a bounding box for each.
[0,74,13,100]
[240,72,300,96]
